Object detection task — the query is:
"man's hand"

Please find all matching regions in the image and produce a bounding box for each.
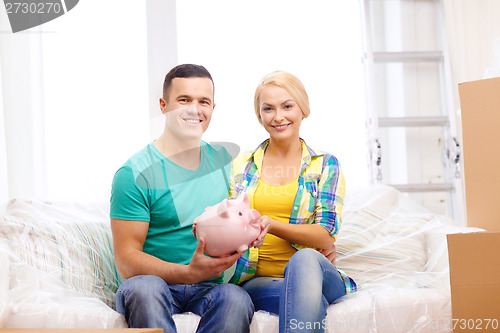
[186,237,242,283]
[250,215,271,248]
[318,242,337,266]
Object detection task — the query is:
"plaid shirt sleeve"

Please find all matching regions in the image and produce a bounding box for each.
[314,153,346,241]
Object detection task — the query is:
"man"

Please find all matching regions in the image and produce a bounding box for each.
[110,64,254,332]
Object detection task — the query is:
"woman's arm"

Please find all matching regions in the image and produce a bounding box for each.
[313,154,346,241]
[268,219,335,250]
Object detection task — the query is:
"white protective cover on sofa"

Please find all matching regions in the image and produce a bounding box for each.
[0,185,483,332]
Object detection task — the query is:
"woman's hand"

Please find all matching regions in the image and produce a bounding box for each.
[192,221,197,237]
[318,242,337,266]
[251,215,271,248]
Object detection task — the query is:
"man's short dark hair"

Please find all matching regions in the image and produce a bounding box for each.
[163,64,214,100]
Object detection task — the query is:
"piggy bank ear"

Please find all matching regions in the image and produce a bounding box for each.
[237,193,250,207]
[217,199,230,218]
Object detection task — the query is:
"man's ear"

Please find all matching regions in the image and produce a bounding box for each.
[159,97,167,114]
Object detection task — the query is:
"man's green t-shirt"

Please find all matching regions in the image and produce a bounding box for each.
[110,141,232,283]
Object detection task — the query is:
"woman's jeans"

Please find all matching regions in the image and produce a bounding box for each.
[116,275,254,333]
[243,248,347,333]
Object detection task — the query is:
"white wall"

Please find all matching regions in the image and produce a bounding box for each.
[175,0,370,190]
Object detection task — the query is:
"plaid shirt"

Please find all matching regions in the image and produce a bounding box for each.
[228,139,357,294]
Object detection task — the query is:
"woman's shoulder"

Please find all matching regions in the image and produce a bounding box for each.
[233,140,267,163]
[231,149,254,166]
[302,141,339,165]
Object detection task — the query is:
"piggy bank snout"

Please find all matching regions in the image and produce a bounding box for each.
[245,209,260,221]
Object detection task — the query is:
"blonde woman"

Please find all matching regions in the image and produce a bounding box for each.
[229,71,356,333]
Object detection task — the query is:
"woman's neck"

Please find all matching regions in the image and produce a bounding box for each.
[261,137,302,185]
[266,136,302,158]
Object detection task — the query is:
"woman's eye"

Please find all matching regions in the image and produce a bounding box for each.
[238,212,243,216]
[284,104,293,109]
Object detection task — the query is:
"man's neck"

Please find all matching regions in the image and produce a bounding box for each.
[154,132,202,171]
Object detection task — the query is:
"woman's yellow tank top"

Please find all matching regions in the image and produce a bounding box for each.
[253,176,298,277]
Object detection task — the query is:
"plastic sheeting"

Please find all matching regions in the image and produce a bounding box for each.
[0,198,126,328]
[0,185,483,332]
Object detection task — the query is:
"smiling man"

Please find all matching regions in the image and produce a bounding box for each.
[110,64,254,332]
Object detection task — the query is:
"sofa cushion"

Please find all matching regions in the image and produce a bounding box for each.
[0,199,121,308]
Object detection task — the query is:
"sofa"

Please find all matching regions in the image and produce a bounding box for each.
[0,185,482,332]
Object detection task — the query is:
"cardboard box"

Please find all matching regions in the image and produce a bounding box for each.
[458,77,500,231]
[447,232,500,332]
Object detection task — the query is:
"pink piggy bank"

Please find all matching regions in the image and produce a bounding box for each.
[194,194,261,257]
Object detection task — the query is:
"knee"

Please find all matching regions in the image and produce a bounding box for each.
[117,275,175,324]
[289,248,321,265]
[284,248,325,277]
[215,284,254,314]
[119,275,168,300]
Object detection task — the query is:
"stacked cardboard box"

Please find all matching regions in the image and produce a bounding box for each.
[448,77,500,332]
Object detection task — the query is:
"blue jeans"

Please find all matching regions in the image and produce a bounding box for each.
[116,275,254,333]
[242,248,346,333]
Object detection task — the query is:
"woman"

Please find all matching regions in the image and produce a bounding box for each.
[229,70,356,333]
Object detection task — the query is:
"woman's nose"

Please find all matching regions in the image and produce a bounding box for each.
[274,109,285,121]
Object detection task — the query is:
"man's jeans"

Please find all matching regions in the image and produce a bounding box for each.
[242,248,347,333]
[116,275,254,333]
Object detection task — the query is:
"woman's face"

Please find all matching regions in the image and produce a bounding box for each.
[259,85,303,141]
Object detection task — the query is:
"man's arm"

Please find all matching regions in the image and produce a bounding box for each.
[111,218,241,284]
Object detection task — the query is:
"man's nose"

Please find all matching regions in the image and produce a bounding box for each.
[187,103,201,114]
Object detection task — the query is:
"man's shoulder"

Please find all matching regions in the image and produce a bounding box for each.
[120,143,158,171]
[202,141,234,166]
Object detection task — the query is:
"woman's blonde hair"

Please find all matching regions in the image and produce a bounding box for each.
[254,70,310,124]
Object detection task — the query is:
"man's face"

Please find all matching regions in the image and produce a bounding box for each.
[160,77,215,140]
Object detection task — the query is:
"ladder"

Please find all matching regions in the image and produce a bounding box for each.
[360,0,464,222]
